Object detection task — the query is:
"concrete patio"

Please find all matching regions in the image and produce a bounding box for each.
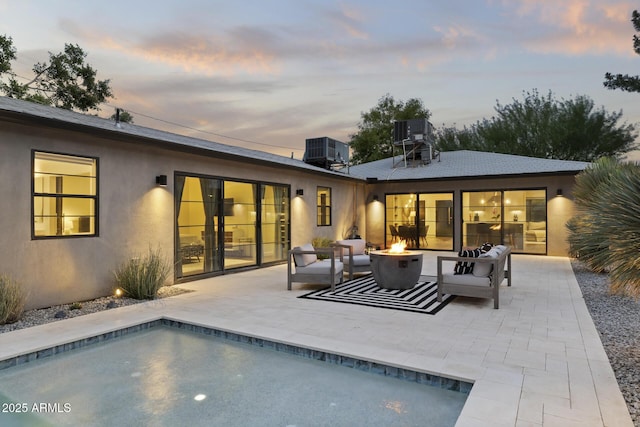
[0,252,633,426]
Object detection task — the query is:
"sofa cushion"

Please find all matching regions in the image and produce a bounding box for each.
[293,243,318,267]
[346,254,371,266]
[442,273,491,287]
[454,248,482,274]
[336,239,366,256]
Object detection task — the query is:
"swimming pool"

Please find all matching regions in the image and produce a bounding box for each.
[0,320,469,426]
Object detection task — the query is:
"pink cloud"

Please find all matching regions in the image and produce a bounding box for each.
[504,0,637,56]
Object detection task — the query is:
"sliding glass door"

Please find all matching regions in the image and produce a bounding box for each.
[462,189,546,254]
[176,174,290,279]
[385,192,454,251]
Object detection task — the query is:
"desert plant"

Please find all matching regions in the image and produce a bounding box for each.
[114,247,170,300]
[0,274,26,324]
[567,157,640,297]
[69,302,82,310]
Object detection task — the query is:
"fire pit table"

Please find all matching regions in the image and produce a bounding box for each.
[370,249,423,290]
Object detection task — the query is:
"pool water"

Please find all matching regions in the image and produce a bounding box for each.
[0,326,467,426]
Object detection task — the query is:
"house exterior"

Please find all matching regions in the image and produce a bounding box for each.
[0,97,588,309]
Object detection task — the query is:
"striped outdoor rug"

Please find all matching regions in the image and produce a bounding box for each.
[299,274,455,315]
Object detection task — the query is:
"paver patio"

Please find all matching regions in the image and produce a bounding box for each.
[0,252,633,426]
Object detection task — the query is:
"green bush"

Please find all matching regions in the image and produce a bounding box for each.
[114,247,170,300]
[312,237,333,259]
[567,157,640,297]
[0,274,26,325]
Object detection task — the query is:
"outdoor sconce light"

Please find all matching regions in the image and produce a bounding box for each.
[372,194,379,201]
[296,189,304,196]
[156,175,168,186]
[556,188,563,196]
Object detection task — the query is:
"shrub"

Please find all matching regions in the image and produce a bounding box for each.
[0,274,26,325]
[114,247,170,300]
[568,157,640,297]
[312,237,333,259]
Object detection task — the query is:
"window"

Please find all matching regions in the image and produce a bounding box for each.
[33,151,97,238]
[317,187,331,226]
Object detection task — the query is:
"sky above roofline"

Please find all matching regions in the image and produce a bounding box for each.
[1,0,639,161]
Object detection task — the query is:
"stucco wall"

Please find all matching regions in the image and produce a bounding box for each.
[0,121,360,309]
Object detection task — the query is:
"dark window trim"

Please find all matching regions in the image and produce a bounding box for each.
[316,186,332,226]
[31,149,99,240]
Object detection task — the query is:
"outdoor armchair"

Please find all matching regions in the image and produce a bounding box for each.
[331,239,371,280]
[287,243,344,291]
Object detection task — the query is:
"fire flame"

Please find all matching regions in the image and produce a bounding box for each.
[389,240,407,254]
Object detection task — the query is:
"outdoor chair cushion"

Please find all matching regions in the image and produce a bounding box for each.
[292,243,317,267]
[336,239,366,256]
[348,254,371,266]
[295,259,344,275]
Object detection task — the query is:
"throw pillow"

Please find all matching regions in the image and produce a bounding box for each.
[454,248,482,274]
[472,248,500,277]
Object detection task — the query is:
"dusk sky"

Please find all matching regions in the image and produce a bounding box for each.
[1,0,639,160]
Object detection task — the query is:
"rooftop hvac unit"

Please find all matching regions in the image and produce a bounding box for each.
[393,118,434,143]
[392,118,437,167]
[303,137,349,170]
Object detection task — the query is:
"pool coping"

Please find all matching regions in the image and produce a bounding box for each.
[0,317,473,397]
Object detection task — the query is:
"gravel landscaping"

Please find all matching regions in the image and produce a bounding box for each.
[0,285,191,334]
[572,260,640,426]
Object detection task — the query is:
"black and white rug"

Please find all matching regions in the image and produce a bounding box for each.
[299,275,455,315]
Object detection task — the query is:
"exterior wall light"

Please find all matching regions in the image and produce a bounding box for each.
[156,175,168,186]
[372,194,379,201]
[556,188,563,196]
[296,189,304,196]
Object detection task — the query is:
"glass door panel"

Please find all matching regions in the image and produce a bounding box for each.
[224,181,257,269]
[176,176,222,278]
[261,184,290,263]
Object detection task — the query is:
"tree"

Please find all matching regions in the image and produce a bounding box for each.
[349,94,431,165]
[109,109,134,124]
[435,90,637,162]
[0,34,112,112]
[604,10,640,93]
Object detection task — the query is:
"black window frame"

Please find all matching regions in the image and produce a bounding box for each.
[32,150,99,239]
